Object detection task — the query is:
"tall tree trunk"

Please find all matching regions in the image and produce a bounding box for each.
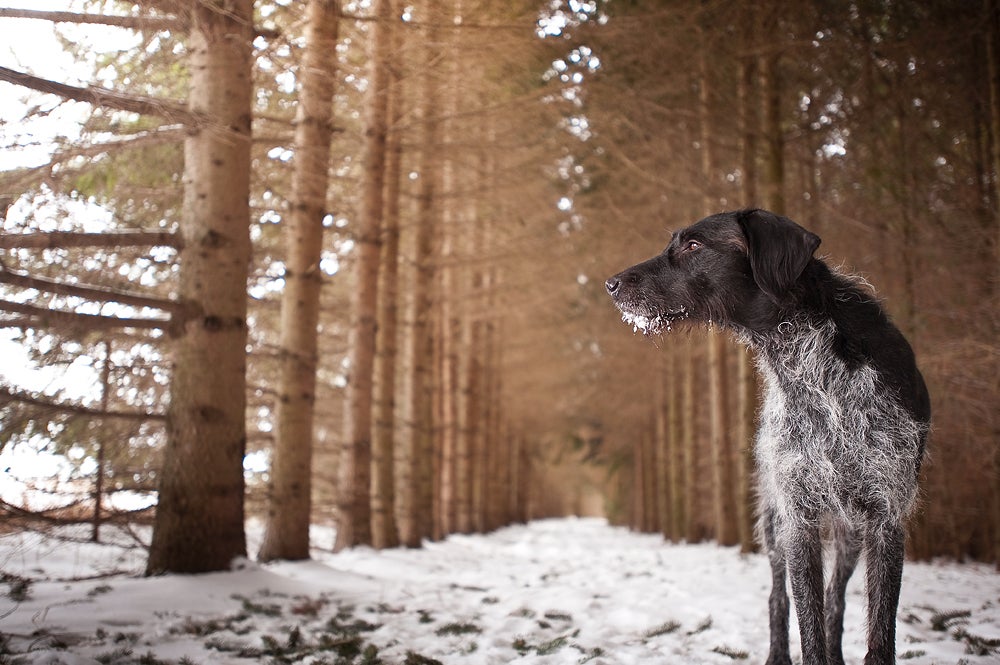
[335,0,393,551]
[985,0,1000,284]
[371,0,403,551]
[666,348,684,542]
[699,23,739,547]
[759,20,784,215]
[985,0,1000,570]
[147,0,253,575]
[435,0,464,538]
[736,33,760,554]
[398,0,441,547]
[91,339,111,543]
[654,358,671,537]
[681,337,700,542]
[258,0,340,563]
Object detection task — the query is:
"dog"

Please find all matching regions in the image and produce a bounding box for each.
[605,209,930,665]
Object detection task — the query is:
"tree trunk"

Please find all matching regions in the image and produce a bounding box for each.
[654,360,671,537]
[371,0,403,551]
[258,0,340,563]
[666,348,684,542]
[985,0,1000,283]
[699,24,739,547]
[398,0,441,547]
[681,338,700,542]
[737,38,760,554]
[146,0,253,575]
[759,17,784,215]
[91,339,111,543]
[335,0,392,551]
[987,0,1000,569]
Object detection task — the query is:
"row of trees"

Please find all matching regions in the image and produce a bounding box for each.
[576,0,1000,562]
[1,0,997,569]
[0,0,587,572]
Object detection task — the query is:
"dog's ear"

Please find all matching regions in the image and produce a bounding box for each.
[736,209,821,302]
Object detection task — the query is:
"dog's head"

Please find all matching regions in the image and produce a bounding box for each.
[605,209,821,335]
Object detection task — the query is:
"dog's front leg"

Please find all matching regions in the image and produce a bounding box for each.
[761,507,792,665]
[785,519,828,665]
[864,521,905,665]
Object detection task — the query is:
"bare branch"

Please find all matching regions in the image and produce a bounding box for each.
[0,298,169,331]
[0,230,181,250]
[0,8,183,31]
[340,11,531,31]
[0,385,166,422]
[0,269,182,314]
[0,66,202,126]
[0,8,279,39]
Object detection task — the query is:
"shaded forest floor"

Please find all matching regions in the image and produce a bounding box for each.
[0,518,998,664]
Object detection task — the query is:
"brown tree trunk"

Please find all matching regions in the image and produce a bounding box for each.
[737,38,760,554]
[147,0,253,575]
[335,0,392,551]
[985,0,1000,282]
[681,338,700,542]
[759,18,784,215]
[986,0,1000,569]
[654,361,671,537]
[258,0,340,563]
[398,0,441,547]
[91,339,111,543]
[371,0,402,551]
[699,24,739,546]
[666,349,684,542]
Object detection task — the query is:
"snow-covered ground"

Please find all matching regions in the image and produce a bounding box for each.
[0,517,997,664]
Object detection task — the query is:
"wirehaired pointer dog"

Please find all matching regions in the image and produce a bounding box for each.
[605,209,930,665]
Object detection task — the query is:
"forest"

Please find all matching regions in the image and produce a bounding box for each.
[0,0,997,579]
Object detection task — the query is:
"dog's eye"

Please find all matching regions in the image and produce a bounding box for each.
[683,240,702,253]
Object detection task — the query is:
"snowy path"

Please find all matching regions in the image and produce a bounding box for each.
[1,518,998,664]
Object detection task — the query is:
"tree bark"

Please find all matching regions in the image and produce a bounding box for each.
[699,23,739,547]
[371,0,403,551]
[398,0,441,548]
[258,0,340,563]
[335,0,394,551]
[759,11,784,215]
[737,29,760,554]
[91,339,112,543]
[985,0,1000,283]
[985,0,1000,570]
[681,337,700,542]
[654,359,671,537]
[146,0,253,575]
[666,348,684,542]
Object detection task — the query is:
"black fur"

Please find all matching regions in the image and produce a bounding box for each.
[606,209,930,665]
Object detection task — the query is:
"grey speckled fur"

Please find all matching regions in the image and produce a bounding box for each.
[750,318,927,665]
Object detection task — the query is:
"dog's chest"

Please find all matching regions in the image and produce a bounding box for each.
[751,322,922,521]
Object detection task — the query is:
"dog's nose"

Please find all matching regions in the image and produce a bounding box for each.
[605,276,621,295]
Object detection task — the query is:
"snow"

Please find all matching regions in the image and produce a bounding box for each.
[1,518,998,664]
